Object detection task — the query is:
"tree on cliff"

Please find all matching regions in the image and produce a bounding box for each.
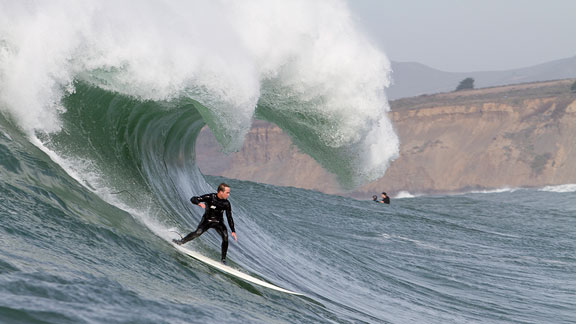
[571,80,576,93]
[455,77,475,91]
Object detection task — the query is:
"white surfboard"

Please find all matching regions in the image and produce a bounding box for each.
[172,243,302,295]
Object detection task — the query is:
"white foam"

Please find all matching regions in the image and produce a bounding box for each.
[30,135,174,239]
[0,0,397,186]
[539,184,576,193]
[394,191,417,199]
[468,187,519,194]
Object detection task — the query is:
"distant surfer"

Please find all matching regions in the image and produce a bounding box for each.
[380,192,390,204]
[173,183,237,264]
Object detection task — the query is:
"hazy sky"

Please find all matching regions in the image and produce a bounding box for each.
[347,0,576,72]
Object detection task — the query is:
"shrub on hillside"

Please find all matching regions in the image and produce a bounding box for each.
[455,78,475,91]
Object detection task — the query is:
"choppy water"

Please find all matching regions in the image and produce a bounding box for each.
[1,119,575,323]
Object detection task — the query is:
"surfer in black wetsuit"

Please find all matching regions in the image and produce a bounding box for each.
[380,192,390,204]
[173,183,237,264]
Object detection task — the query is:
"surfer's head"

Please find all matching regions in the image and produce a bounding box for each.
[217,183,231,200]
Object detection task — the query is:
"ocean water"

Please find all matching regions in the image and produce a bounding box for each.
[1,119,575,323]
[1,1,575,323]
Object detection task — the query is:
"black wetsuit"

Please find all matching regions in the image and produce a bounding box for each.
[382,196,390,204]
[178,193,235,260]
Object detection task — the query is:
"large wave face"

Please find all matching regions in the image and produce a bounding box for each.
[0,0,398,189]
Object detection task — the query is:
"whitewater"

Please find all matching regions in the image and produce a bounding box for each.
[1,1,575,323]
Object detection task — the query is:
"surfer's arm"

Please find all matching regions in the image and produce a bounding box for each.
[225,204,237,241]
[190,194,211,208]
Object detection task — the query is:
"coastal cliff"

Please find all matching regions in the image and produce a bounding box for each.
[197,79,576,197]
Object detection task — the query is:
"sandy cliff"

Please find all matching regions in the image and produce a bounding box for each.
[197,79,576,197]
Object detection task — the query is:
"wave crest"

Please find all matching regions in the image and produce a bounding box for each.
[0,0,397,187]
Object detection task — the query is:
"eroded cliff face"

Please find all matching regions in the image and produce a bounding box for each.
[197,79,576,196]
[196,120,342,194]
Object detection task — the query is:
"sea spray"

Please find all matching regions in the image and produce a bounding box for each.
[0,0,397,189]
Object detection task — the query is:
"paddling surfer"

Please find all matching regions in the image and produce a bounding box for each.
[173,183,237,264]
[380,192,390,204]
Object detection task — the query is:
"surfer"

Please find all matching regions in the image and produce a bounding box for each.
[173,183,237,264]
[380,192,390,204]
